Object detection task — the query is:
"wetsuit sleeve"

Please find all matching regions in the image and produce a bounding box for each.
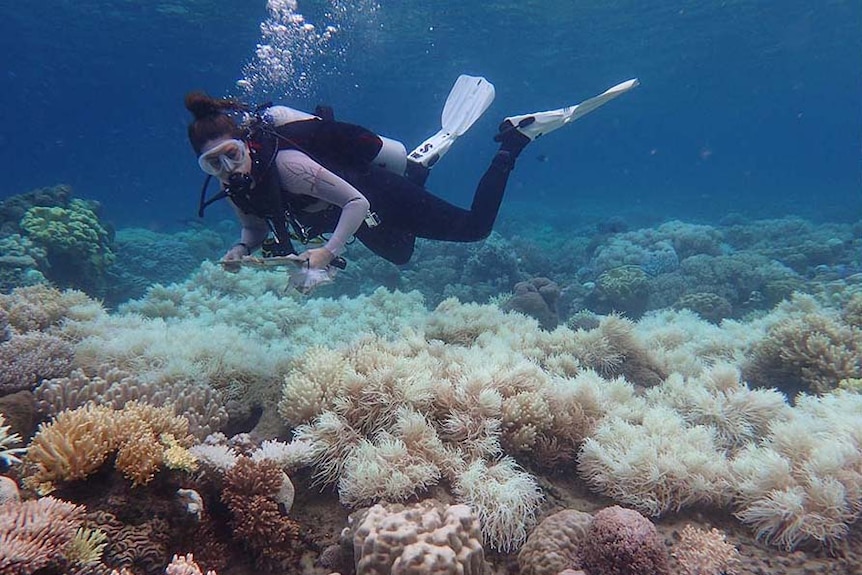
[274,149,369,256]
[229,199,269,250]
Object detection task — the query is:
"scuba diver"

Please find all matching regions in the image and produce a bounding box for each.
[186,75,638,291]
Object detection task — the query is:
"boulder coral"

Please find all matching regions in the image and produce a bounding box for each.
[19,198,115,294]
[579,506,670,575]
[517,509,593,575]
[351,500,485,575]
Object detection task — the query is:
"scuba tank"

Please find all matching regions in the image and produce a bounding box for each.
[260,105,408,176]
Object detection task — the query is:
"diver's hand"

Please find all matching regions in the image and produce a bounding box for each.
[220,243,249,273]
[295,247,335,270]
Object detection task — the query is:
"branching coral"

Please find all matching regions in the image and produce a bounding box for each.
[23,402,194,491]
[221,457,300,569]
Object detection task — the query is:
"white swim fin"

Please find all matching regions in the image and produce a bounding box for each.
[408,74,496,168]
[499,78,639,141]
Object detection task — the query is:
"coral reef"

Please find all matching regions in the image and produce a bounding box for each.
[671,524,741,575]
[221,457,300,569]
[351,499,485,575]
[517,509,593,575]
[0,496,86,574]
[579,506,670,575]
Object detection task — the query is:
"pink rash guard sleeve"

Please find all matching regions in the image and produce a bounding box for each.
[275,149,370,256]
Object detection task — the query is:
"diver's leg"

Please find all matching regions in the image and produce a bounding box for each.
[374,141,525,243]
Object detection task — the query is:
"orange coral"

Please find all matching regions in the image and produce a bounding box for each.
[24,401,194,490]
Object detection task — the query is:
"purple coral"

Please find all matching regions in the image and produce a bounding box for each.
[580,506,670,575]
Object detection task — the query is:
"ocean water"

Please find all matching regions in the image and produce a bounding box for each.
[3,2,862,573]
[2,1,860,228]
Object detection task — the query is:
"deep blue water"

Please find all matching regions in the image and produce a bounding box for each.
[2,1,860,229]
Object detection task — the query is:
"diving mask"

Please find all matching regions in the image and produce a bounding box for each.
[198,139,249,177]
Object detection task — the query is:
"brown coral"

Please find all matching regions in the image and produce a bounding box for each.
[0,496,85,574]
[221,457,300,569]
[579,506,670,575]
[517,509,592,575]
[671,524,740,575]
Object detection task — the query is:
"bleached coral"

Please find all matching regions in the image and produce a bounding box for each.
[188,443,240,472]
[646,364,790,450]
[0,413,26,466]
[452,457,543,552]
[730,390,862,549]
[352,500,485,575]
[250,438,314,470]
[166,553,217,575]
[578,406,733,516]
[338,430,441,507]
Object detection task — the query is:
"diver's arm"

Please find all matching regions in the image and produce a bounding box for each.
[229,201,269,253]
[275,149,369,257]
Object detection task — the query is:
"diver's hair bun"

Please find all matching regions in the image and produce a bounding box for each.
[185,91,241,119]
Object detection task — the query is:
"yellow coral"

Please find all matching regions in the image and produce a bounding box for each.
[162,434,199,472]
[66,526,108,565]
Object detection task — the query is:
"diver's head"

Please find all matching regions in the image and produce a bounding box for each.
[185,92,251,181]
[197,137,251,182]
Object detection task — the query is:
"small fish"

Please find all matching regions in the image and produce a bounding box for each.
[536,154,549,163]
